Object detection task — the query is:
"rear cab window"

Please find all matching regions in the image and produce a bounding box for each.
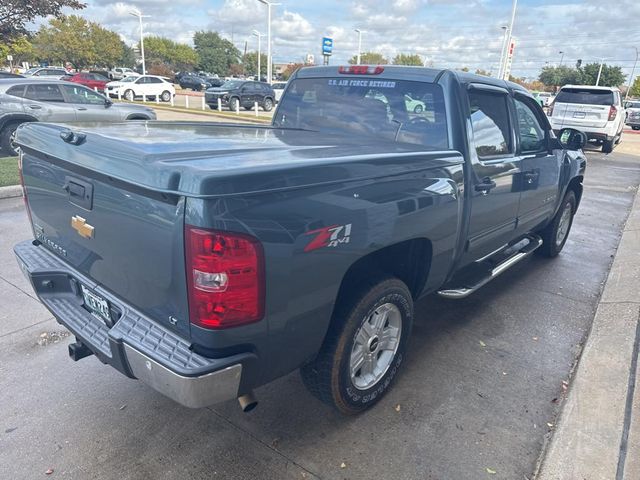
[274,76,448,148]
[468,89,513,158]
[555,88,614,105]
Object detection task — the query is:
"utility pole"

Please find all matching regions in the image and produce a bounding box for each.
[355,29,366,65]
[252,30,264,80]
[257,0,280,84]
[625,47,639,101]
[501,0,518,80]
[129,9,149,75]
[498,26,508,79]
[596,58,607,86]
[559,50,564,67]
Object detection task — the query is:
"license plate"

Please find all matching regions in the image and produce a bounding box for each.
[81,285,111,324]
[573,111,586,119]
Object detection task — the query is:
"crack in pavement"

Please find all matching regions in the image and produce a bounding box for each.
[0,274,39,302]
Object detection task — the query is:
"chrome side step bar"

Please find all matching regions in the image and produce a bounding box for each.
[437,235,543,299]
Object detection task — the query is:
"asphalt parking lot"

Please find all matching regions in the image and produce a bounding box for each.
[1,140,639,479]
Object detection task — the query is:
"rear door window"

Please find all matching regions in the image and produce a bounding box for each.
[6,85,26,98]
[555,88,614,105]
[468,89,513,158]
[60,84,106,105]
[24,84,65,102]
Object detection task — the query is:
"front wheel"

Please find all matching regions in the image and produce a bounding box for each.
[602,137,615,153]
[123,89,135,101]
[262,98,274,112]
[228,97,240,112]
[300,277,413,415]
[0,122,22,156]
[160,91,172,102]
[539,190,576,258]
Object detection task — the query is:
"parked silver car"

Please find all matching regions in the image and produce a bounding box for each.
[0,79,157,155]
[23,67,68,80]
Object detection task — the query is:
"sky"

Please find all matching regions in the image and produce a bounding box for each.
[70,0,640,81]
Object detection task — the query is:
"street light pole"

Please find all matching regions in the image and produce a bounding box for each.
[501,0,518,80]
[257,0,280,84]
[498,25,508,79]
[559,50,564,67]
[625,47,639,101]
[355,29,366,65]
[129,9,149,75]
[252,30,264,80]
[596,58,607,86]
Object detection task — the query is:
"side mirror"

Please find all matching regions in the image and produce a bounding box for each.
[104,98,113,108]
[558,128,587,151]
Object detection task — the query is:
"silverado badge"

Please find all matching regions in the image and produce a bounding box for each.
[71,215,94,239]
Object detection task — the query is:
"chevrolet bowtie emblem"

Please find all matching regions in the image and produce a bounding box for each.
[71,215,94,239]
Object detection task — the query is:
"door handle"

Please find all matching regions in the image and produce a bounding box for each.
[28,105,42,109]
[523,171,539,184]
[76,107,87,111]
[475,177,497,194]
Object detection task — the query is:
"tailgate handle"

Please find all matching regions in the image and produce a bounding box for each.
[63,177,93,210]
[60,130,86,146]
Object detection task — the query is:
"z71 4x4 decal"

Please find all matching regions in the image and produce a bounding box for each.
[304,224,352,252]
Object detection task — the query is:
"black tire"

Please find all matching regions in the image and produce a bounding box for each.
[602,137,615,153]
[244,106,253,111]
[229,97,239,112]
[263,97,274,112]
[300,277,413,415]
[160,91,171,102]
[0,122,22,156]
[123,89,135,102]
[616,131,623,145]
[539,190,577,258]
[413,104,423,114]
[632,126,640,131]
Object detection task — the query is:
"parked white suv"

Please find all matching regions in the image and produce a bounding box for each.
[625,100,640,131]
[549,85,624,153]
[108,68,140,81]
[105,75,175,102]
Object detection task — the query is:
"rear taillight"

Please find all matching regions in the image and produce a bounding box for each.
[185,225,264,329]
[338,65,384,75]
[608,105,617,121]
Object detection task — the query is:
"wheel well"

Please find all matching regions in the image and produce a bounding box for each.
[335,238,432,307]
[126,115,149,120]
[567,175,584,209]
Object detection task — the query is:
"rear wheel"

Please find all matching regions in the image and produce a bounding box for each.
[0,122,22,156]
[300,277,413,415]
[632,126,640,131]
[229,97,239,111]
[160,91,171,102]
[262,98,274,112]
[539,190,576,258]
[124,89,135,101]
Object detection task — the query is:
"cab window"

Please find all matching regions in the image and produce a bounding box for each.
[514,98,546,153]
[468,90,513,158]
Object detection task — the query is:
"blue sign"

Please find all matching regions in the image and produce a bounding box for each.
[322,37,333,56]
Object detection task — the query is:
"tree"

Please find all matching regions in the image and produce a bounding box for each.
[538,65,582,87]
[143,36,198,72]
[243,51,268,77]
[348,52,389,65]
[281,63,305,80]
[194,31,240,76]
[33,15,126,69]
[0,35,35,68]
[629,76,640,98]
[1,0,85,42]
[392,53,423,66]
[475,69,491,76]
[118,45,136,69]
[580,63,625,87]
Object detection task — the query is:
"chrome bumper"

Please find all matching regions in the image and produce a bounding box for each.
[14,240,246,409]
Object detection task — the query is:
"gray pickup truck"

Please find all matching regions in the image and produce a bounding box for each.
[13,66,587,415]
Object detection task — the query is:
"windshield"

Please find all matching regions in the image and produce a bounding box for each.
[555,88,614,105]
[220,80,243,89]
[120,76,137,82]
[25,68,39,75]
[274,77,448,148]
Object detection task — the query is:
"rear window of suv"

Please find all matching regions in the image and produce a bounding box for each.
[555,88,614,105]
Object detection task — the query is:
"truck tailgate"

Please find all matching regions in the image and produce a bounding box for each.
[19,146,190,338]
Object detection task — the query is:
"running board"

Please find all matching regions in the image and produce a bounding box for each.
[437,235,543,299]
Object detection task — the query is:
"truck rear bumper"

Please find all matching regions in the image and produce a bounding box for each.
[14,240,248,408]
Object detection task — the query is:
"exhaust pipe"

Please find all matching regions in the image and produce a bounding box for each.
[68,340,93,361]
[238,392,258,412]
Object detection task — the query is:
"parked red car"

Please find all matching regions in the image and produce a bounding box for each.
[64,72,109,92]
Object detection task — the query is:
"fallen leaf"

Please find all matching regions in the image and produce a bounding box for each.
[340,462,346,469]
[532,337,539,341]
[395,404,401,412]
[547,423,554,428]
[45,469,54,475]
[551,397,559,404]
[502,372,507,376]
[479,340,486,347]
[486,467,497,474]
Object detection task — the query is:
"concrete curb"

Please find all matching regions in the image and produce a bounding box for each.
[537,185,640,480]
[0,185,22,199]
